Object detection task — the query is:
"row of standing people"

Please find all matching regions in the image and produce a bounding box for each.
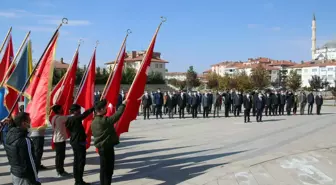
[141,89,324,122]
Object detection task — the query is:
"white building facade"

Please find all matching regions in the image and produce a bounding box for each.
[289,62,336,87]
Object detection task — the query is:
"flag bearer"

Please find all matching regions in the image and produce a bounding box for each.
[91,99,126,185]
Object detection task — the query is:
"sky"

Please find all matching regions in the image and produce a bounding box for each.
[1,0,336,73]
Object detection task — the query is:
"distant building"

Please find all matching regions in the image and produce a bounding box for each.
[53,58,69,69]
[105,50,168,77]
[289,60,336,87]
[165,72,187,81]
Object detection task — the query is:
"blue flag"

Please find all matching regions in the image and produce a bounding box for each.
[6,41,33,111]
[0,87,9,120]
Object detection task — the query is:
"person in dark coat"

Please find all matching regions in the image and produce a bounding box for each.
[307,92,314,115]
[202,92,210,118]
[232,91,240,117]
[91,99,126,185]
[197,91,202,114]
[208,91,213,112]
[187,92,192,114]
[272,91,279,115]
[279,91,286,115]
[5,113,41,185]
[243,93,252,123]
[166,92,174,118]
[177,91,187,118]
[286,91,294,115]
[66,105,94,185]
[142,91,152,120]
[223,91,231,117]
[154,88,163,119]
[191,92,198,118]
[255,93,265,122]
[315,93,323,115]
[238,91,244,115]
[252,91,258,116]
[265,93,272,116]
[172,91,178,115]
[213,92,221,117]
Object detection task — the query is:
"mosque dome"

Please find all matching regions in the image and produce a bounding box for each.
[322,40,336,48]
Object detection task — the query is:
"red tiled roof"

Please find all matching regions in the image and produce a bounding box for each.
[268,60,296,66]
[203,69,211,74]
[289,61,336,68]
[105,56,168,65]
[53,60,69,69]
[237,63,279,71]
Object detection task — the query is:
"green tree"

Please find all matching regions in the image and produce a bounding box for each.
[75,66,84,85]
[286,70,302,91]
[235,71,253,92]
[206,72,219,89]
[250,64,270,90]
[278,69,288,88]
[122,67,136,84]
[186,66,200,89]
[322,78,330,90]
[147,71,165,84]
[52,69,66,85]
[168,78,178,86]
[308,75,323,91]
[218,74,231,90]
[177,80,187,90]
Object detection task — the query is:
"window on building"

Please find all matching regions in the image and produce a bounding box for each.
[320,67,326,72]
[160,64,163,68]
[155,64,158,68]
[312,69,317,72]
[328,67,334,71]
[304,69,308,73]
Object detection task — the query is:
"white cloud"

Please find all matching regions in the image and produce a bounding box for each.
[38,19,92,26]
[0,11,18,18]
[18,26,69,35]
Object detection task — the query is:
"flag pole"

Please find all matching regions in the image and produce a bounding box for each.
[0,27,12,54]
[7,18,68,118]
[101,29,132,100]
[0,31,31,87]
[74,40,99,102]
[125,16,166,100]
[53,39,83,104]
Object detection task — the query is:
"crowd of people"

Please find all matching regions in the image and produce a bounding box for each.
[0,99,126,185]
[140,88,324,123]
[0,88,325,185]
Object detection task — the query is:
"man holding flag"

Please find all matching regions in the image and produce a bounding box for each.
[91,99,126,185]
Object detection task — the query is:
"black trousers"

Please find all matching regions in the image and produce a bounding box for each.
[191,106,197,118]
[186,104,191,114]
[265,105,272,116]
[244,109,251,122]
[213,105,220,117]
[279,104,285,115]
[252,105,256,116]
[178,107,185,118]
[308,103,313,114]
[143,107,150,119]
[286,105,292,115]
[273,105,278,115]
[233,105,240,117]
[98,147,115,185]
[256,109,262,122]
[293,104,297,114]
[203,107,209,118]
[168,107,173,118]
[54,141,66,174]
[71,143,86,184]
[316,105,322,115]
[31,136,44,173]
[155,105,162,118]
[224,104,230,117]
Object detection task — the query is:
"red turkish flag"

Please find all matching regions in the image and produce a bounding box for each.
[50,49,78,149]
[74,49,96,149]
[26,33,58,129]
[115,31,159,137]
[103,45,126,116]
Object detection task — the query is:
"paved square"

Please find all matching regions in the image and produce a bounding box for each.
[1,105,336,185]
